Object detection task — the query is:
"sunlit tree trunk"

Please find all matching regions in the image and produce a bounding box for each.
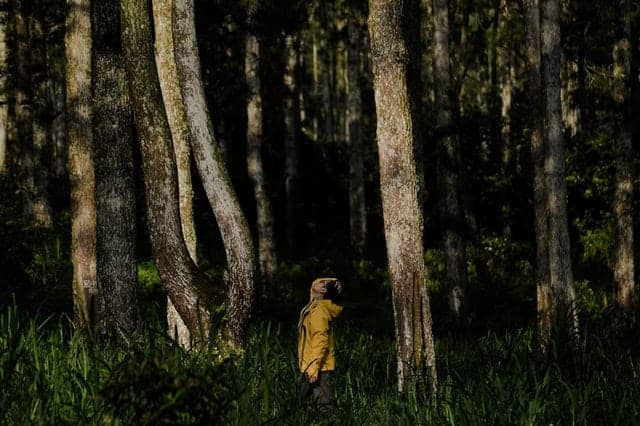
[369,0,437,396]
[0,0,8,174]
[173,0,255,350]
[66,0,97,328]
[541,0,578,340]
[153,0,196,349]
[283,34,300,252]
[432,0,467,320]
[612,0,635,324]
[524,0,551,350]
[120,0,217,344]
[94,0,139,336]
[346,8,366,255]
[246,29,277,282]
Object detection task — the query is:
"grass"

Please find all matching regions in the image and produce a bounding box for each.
[2,301,640,425]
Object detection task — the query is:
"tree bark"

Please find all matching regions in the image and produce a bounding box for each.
[318,2,334,144]
[93,0,139,336]
[0,0,8,174]
[152,0,196,349]
[346,9,366,255]
[612,0,635,324]
[368,0,437,396]
[246,30,277,282]
[283,34,300,252]
[120,0,217,344]
[524,0,552,350]
[541,0,578,340]
[173,0,255,350]
[66,0,98,328]
[432,0,467,320]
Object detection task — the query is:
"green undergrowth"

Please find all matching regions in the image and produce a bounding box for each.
[1,305,640,425]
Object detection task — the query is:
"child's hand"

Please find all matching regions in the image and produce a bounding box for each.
[308,373,318,383]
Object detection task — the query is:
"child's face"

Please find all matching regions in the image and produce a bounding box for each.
[312,281,328,295]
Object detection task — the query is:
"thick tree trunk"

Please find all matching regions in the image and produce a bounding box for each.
[524,0,552,350]
[318,2,334,144]
[120,0,216,344]
[346,10,366,255]
[0,0,7,174]
[369,0,437,396]
[432,0,467,320]
[152,0,196,349]
[66,0,98,328]
[612,0,635,324]
[541,0,578,339]
[246,32,277,282]
[93,0,139,336]
[283,34,300,252]
[173,0,255,350]
[94,54,138,335]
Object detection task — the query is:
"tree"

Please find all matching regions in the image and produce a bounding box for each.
[432,0,467,320]
[66,0,97,328]
[612,0,635,324]
[346,5,366,255]
[173,0,256,350]
[93,0,139,335]
[152,0,196,348]
[283,33,300,252]
[541,0,577,340]
[0,0,8,174]
[368,0,437,395]
[318,1,334,144]
[120,0,217,344]
[246,5,277,283]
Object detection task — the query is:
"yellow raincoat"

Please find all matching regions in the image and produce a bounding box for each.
[297,279,343,379]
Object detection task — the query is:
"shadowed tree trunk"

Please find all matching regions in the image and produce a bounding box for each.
[346,7,366,255]
[0,0,8,174]
[318,2,334,144]
[541,0,578,341]
[369,0,437,396]
[120,0,217,344]
[94,0,139,336]
[246,25,277,283]
[66,0,97,328]
[524,0,552,350]
[612,0,635,324]
[152,0,196,349]
[173,0,255,350]
[432,0,467,320]
[284,34,300,252]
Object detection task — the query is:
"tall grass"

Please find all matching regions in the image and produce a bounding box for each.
[1,304,639,425]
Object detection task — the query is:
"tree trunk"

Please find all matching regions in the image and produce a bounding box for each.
[524,0,551,350]
[0,0,8,174]
[283,34,300,252]
[318,2,334,144]
[246,31,277,283]
[93,0,139,336]
[561,54,580,137]
[541,0,578,340]
[152,0,196,349]
[120,0,217,344]
[173,0,255,350]
[432,0,467,320]
[612,0,635,324]
[346,9,366,255]
[368,0,437,396]
[66,0,98,328]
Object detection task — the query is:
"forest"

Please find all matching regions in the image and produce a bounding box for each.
[1,0,639,423]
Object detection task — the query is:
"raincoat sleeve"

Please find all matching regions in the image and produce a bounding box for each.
[306,307,330,378]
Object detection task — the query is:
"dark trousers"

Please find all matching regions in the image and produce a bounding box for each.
[301,371,335,408]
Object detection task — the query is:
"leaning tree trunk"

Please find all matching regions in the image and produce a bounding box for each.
[152,0,196,349]
[120,0,218,344]
[283,34,300,252]
[368,0,437,396]
[541,0,578,340]
[432,0,467,320]
[93,0,139,336]
[612,0,635,324]
[0,0,8,174]
[173,0,255,350]
[66,0,98,328]
[346,9,367,255]
[524,0,552,350]
[246,31,277,283]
